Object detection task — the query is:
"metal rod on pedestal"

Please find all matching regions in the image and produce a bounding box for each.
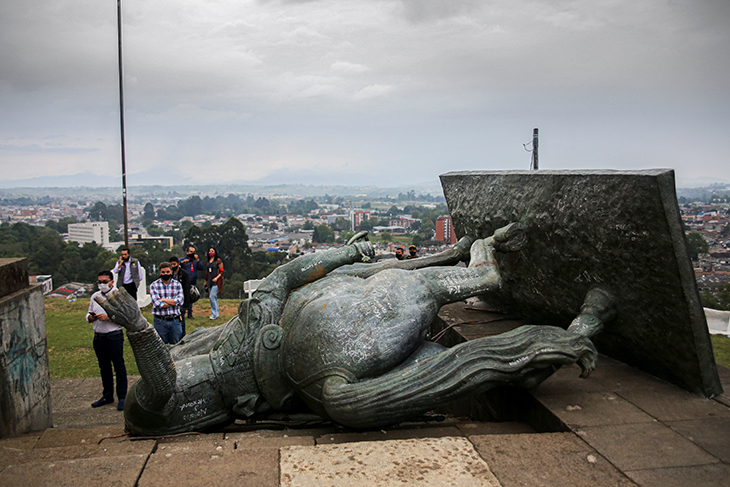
[117,0,129,247]
[531,128,539,170]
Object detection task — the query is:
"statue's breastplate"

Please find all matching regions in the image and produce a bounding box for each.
[209,316,263,417]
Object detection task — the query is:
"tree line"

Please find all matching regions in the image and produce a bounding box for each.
[0,218,288,299]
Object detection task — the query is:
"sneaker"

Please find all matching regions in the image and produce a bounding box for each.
[91,397,114,408]
[210,316,217,320]
[117,398,125,411]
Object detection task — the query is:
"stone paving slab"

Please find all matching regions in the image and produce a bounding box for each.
[281,436,500,487]
[616,387,730,422]
[0,432,42,449]
[36,424,128,448]
[0,440,154,469]
[577,422,720,471]
[537,391,656,428]
[315,425,464,445]
[156,437,235,454]
[586,362,676,393]
[456,422,535,436]
[532,364,610,396]
[50,377,139,428]
[0,453,148,487]
[470,432,636,487]
[666,417,730,463]
[623,462,730,487]
[138,448,279,487]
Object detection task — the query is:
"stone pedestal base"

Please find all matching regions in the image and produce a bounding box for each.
[0,258,52,437]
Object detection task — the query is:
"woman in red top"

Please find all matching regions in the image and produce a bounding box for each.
[205,247,224,319]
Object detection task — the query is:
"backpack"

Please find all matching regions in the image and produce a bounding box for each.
[189,286,201,304]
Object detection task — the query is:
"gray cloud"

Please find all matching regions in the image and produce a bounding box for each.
[1,0,729,186]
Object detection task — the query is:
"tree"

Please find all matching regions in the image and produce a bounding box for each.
[686,232,709,261]
[312,224,335,243]
[380,232,392,242]
[143,202,156,220]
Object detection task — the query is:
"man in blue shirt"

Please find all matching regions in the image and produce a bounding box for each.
[149,262,184,344]
[179,245,205,319]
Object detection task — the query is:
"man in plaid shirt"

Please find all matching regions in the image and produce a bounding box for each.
[150,262,185,344]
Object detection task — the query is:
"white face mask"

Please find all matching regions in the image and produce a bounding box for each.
[99,283,111,293]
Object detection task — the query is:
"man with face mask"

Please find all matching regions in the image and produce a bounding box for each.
[169,256,191,337]
[150,262,185,344]
[86,271,127,410]
[179,246,205,319]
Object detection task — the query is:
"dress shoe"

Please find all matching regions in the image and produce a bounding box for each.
[91,397,114,408]
[117,398,125,411]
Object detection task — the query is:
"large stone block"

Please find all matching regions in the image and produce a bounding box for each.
[0,259,52,437]
[440,169,721,398]
[0,258,28,300]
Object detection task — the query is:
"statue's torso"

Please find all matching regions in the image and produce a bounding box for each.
[280,269,439,392]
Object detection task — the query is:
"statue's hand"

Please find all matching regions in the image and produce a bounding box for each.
[347,231,374,262]
[94,288,148,332]
[488,222,527,252]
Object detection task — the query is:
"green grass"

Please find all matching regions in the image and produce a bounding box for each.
[711,335,730,369]
[45,297,239,379]
[45,298,730,378]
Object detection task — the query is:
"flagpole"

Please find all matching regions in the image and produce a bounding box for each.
[117,0,129,247]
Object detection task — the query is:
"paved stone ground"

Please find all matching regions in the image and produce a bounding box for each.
[1,303,729,486]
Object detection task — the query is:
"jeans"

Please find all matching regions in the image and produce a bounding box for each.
[153,315,183,344]
[93,330,127,400]
[209,284,219,319]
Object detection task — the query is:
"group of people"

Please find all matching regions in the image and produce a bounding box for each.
[395,244,418,260]
[85,245,225,410]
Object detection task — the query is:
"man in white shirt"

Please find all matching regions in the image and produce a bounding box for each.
[86,270,127,411]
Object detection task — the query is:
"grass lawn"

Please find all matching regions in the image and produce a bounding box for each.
[711,335,730,369]
[45,297,239,379]
[44,297,730,379]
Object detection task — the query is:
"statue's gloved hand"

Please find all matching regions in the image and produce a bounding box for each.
[347,231,374,262]
[488,222,527,252]
[94,288,148,332]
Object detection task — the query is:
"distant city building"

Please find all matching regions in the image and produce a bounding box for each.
[351,210,371,230]
[67,221,109,246]
[435,216,457,244]
[389,215,418,230]
[128,234,174,251]
[29,275,53,295]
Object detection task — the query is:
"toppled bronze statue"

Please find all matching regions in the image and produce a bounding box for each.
[96,224,616,436]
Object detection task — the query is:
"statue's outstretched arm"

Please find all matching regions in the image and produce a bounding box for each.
[254,234,374,302]
[95,288,177,410]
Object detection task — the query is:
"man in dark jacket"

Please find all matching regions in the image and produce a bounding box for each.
[179,245,205,318]
[170,256,191,336]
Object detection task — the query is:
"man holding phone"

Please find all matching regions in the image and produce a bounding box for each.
[86,270,127,410]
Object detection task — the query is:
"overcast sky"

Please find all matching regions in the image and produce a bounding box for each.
[1,0,729,189]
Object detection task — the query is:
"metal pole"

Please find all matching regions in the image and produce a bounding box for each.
[531,128,539,170]
[117,0,129,247]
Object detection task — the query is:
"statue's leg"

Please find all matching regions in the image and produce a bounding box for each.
[330,235,475,278]
[319,286,615,429]
[320,324,598,428]
[416,238,503,306]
